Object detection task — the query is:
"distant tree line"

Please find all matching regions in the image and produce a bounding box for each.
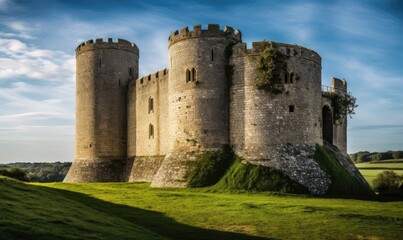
[349,151,403,163]
[0,162,71,182]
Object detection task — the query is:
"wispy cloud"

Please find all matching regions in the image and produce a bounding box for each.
[0,38,75,81]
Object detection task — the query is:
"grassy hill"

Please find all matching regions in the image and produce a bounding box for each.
[1,176,402,240]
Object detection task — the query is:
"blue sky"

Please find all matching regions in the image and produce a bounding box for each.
[0,0,402,162]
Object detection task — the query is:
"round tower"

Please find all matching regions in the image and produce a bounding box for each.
[167,24,241,152]
[151,24,241,187]
[64,38,139,182]
[230,41,322,160]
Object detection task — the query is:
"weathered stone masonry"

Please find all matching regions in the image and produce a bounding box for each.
[65,24,351,193]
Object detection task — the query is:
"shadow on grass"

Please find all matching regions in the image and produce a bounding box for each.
[37,184,273,240]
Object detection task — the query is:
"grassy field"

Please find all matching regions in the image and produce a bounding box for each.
[356,162,403,186]
[1,176,402,240]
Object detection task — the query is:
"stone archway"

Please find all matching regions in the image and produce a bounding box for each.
[322,105,333,144]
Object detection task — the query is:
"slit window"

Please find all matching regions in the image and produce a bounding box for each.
[148,97,154,113]
[186,69,191,82]
[129,68,132,76]
[289,105,295,112]
[290,73,294,84]
[284,72,289,83]
[211,49,214,61]
[149,124,154,139]
[191,68,197,81]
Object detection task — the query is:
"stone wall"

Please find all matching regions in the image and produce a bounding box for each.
[151,24,242,187]
[65,38,139,182]
[230,41,322,161]
[66,25,349,187]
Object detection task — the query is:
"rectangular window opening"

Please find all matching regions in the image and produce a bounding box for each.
[289,105,295,112]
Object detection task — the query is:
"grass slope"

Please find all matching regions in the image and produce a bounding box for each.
[314,145,374,198]
[0,177,165,240]
[46,182,403,240]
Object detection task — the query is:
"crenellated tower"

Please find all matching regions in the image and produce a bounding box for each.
[64,38,139,182]
[150,24,242,187]
[167,24,241,152]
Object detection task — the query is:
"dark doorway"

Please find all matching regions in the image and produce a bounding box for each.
[322,105,333,144]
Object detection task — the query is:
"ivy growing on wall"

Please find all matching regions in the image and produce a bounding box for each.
[254,41,287,94]
[330,92,358,121]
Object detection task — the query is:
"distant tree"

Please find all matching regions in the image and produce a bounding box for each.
[0,168,28,181]
[373,171,403,197]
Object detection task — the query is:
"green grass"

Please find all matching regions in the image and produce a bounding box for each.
[2,176,402,240]
[0,177,165,240]
[314,145,374,198]
[356,162,403,187]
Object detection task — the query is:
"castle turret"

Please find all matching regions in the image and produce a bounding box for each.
[166,24,241,152]
[64,38,139,182]
[151,24,242,187]
[230,41,322,161]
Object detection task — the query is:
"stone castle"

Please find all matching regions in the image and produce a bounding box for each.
[64,24,354,194]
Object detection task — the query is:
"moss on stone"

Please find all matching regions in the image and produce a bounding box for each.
[313,144,375,198]
[212,157,309,194]
[187,145,235,188]
[254,41,287,94]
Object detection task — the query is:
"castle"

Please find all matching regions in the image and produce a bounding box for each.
[64,24,351,194]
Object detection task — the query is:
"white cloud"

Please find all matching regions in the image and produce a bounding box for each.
[0,38,75,81]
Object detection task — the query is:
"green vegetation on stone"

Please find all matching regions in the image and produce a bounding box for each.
[314,145,374,198]
[253,41,287,94]
[2,177,402,240]
[187,145,234,188]
[329,92,358,121]
[212,157,309,194]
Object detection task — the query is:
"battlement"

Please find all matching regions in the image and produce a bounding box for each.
[233,41,321,64]
[168,24,242,47]
[76,38,139,56]
[136,68,169,86]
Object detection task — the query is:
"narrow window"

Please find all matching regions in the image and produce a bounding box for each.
[156,72,159,78]
[149,124,154,139]
[163,69,167,75]
[186,69,191,82]
[211,49,214,61]
[129,68,132,76]
[148,97,154,113]
[191,68,197,81]
[148,75,151,81]
[99,59,102,67]
[284,72,289,83]
[140,78,143,84]
[290,73,294,84]
[289,105,295,112]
